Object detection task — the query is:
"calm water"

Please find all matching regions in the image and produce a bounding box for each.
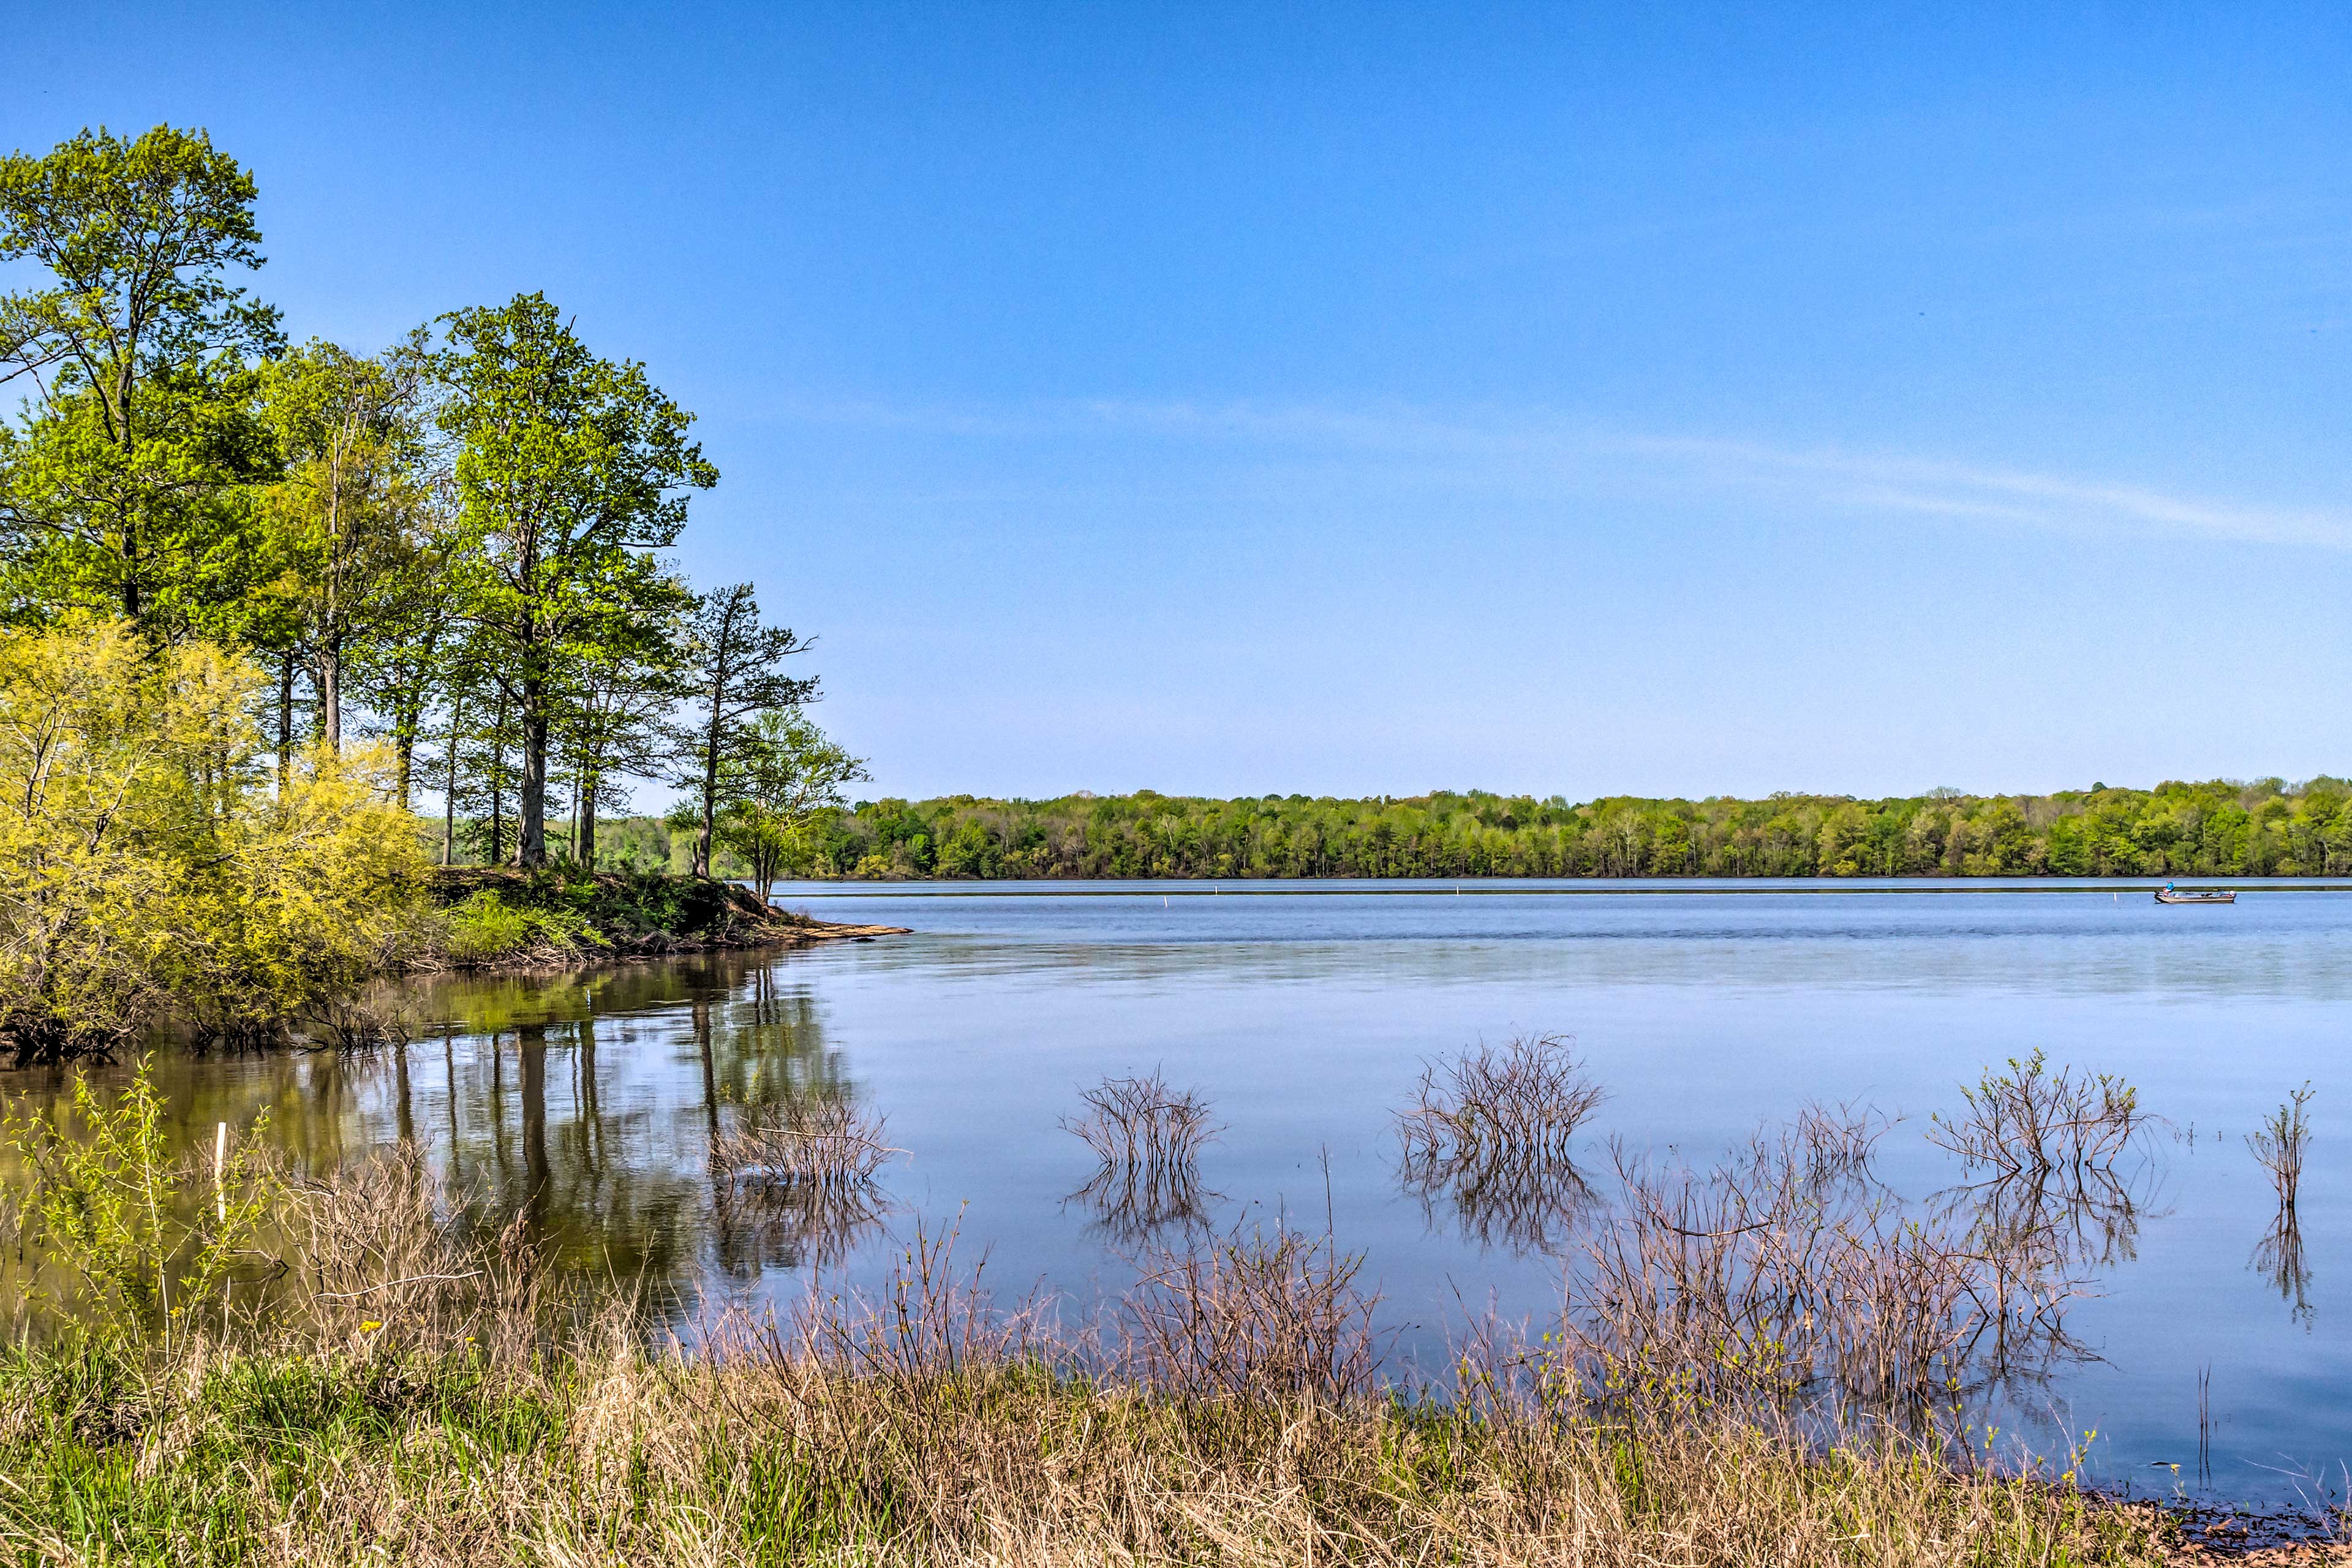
[16,879,2350,1507]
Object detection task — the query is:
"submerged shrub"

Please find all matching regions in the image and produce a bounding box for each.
[710,1090,899,1269]
[1396,1033,1607,1254]
[1927,1049,2149,1178]
[2246,1082,2314,1210]
[2,1057,277,1347]
[1570,1110,2094,1413]
[1061,1070,1221,1245]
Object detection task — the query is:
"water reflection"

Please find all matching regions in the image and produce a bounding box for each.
[2252,1208,2313,1327]
[1931,1156,2161,1280]
[1066,1159,1219,1249]
[1398,1148,1594,1257]
[70,951,888,1314]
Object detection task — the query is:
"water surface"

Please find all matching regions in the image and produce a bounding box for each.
[17,879,2349,1508]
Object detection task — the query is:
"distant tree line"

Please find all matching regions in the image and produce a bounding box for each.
[800,780,2352,881]
[0,124,864,891]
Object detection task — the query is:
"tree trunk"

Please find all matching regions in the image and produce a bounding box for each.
[697,698,721,878]
[121,507,140,626]
[277,652,295,794]
[320,638,341,754]
[440,690,462,867]
[519,680,548,869]
[579,771,599,873]
[489,689,508,865]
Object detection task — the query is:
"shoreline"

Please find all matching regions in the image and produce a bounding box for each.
[420,867,909,973]
[764,876,2352,897]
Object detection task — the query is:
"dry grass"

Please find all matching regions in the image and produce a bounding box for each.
[1121,1224,1384,1403]
[0,1143,2203,1567]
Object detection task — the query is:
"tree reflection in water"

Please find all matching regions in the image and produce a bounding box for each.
[363,953,882,1310]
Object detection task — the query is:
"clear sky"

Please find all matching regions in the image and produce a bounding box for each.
[9,3,2350,802]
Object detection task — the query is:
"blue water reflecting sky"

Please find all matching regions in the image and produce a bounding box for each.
[348,884,2352,1506]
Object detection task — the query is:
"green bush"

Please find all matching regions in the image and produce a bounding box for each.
[441,891,601,964]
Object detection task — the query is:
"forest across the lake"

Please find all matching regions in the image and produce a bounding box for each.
[739,778,2352,880]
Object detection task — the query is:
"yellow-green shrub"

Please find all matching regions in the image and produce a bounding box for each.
[0,619,426,1057]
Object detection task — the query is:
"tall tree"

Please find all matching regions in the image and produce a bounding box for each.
[670,583,815,878]
[258,334,435,752]
[434,293,710,867]
[453,679,522,867]
[554,620,680,872]
[0,125,283,638]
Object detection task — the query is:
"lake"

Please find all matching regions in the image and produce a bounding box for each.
[12,878,2348,1509]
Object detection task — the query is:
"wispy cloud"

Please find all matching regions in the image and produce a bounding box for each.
[1612,432,2352,549]
[771,394,2352,551]
[1089,400,2352,551]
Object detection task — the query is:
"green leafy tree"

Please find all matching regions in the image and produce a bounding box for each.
[713,707,870,888]
[0,124,284,639]
[433,293,710,867]
[257,334,438,753]
[795,778,2352,883]
[0,618,424,1060]
[669,582,815,877]
[350,513,462,810]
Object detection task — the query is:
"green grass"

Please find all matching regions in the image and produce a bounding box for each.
[427,869,796,967]
[440,888,603,962]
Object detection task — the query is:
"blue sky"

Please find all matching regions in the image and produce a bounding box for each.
[9,3,2351,801]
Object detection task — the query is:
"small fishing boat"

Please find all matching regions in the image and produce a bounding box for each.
[2154,886,2236,905]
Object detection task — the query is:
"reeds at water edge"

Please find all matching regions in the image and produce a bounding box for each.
[1123,1223,1384,1403]
[0,1063,2239,1564]
[1567,1111,2092,1417]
